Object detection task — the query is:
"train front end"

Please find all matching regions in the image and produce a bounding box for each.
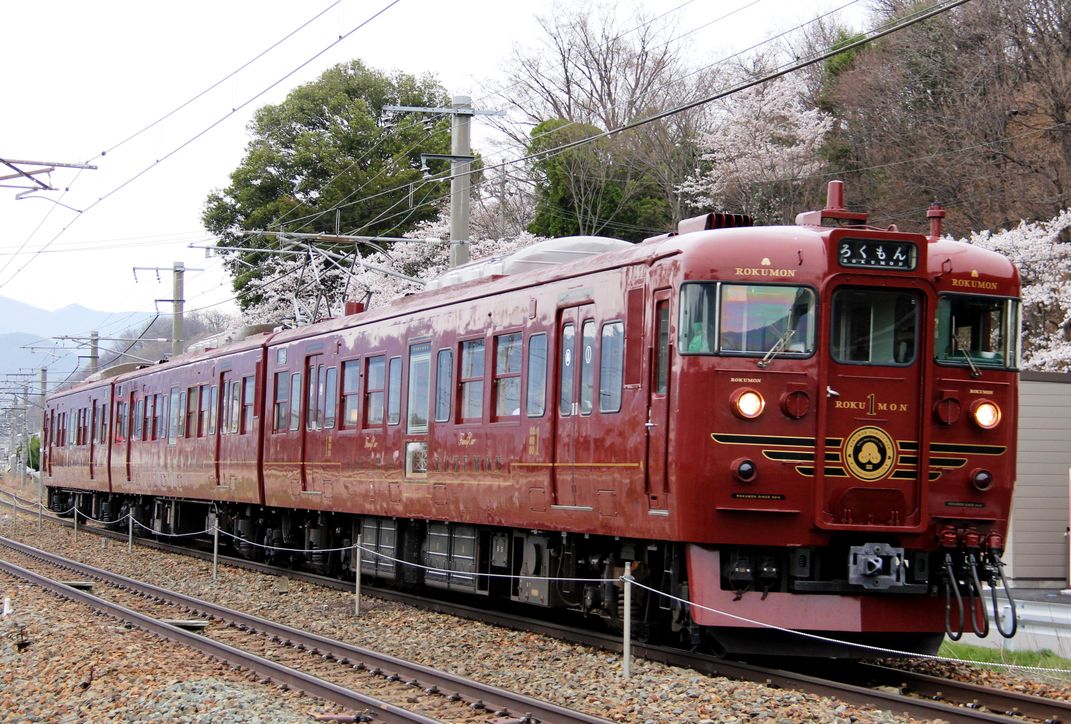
[672,182,1020,656]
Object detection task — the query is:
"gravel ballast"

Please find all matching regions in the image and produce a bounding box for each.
[2,482,1060,721]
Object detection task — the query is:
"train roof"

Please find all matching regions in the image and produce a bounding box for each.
[47,208,1020,402]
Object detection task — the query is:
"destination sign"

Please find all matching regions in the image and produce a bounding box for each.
[838,238,917,271]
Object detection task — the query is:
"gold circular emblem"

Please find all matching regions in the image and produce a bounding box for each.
[843,426,896,481]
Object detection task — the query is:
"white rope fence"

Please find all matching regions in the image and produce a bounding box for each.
[3,487,1068,677]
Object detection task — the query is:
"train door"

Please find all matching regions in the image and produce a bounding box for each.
[89,399,98,480]
[217,370,245,489]
[815,284,929,531]
[645,289,672,508]
[301,354,338,494]
[552,304,596,509]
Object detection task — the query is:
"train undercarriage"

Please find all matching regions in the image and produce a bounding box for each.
[46,487,1016,657]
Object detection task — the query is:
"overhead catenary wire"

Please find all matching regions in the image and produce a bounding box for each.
[280,0,964,244]
[0,0,405,295]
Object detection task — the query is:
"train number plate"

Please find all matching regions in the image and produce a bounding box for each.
[838,238,917,270]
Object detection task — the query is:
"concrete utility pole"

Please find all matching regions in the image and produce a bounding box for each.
[133,261,198,356]
[88,331,99,375]
[39,368,46,435]
[381,97,502,268]
[173,261,185,356]
[449,95,473,268]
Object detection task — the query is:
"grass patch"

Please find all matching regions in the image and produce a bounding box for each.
[939,640,1071,678]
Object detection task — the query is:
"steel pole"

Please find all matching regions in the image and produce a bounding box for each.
[622,571,633,679]
[354,534,362,617]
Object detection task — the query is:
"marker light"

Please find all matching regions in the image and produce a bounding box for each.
[732,389,765,419]
[970,400,1001,429]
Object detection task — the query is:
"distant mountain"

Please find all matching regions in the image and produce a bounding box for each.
[0,295,148,338]
[0,296,153,386]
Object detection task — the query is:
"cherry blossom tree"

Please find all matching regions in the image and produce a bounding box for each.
[963,209,1071,370]
[677,72,832,223]
[239,211,544,325]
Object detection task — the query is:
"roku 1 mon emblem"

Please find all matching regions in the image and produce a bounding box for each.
[834,393,908,415]
[843,426,896,482]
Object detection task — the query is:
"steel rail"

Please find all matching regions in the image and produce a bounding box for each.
[0,555,436,724]
[0,535,609,724]
[850,662,1071,722]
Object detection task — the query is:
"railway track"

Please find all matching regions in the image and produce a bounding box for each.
[0,535,609,724]
[11,511,1071,723]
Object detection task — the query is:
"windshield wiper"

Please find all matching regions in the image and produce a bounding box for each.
[758,328,796,368]
[957,340,982,378]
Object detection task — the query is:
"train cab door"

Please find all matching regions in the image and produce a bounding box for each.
[815,284,929,531]
[552,304,596,509]
[645,289,672,508]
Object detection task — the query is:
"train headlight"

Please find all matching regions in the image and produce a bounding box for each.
[970,400,1001,429]
[732,389,765,419]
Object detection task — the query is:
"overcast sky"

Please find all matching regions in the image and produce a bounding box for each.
[1,0,867,327]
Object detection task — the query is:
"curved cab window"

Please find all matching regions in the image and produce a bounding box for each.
[831,289,917,365]
[680,283,815,356]
[936,294,1020,370]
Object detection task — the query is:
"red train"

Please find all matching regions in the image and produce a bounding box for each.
[43,182,1020,656]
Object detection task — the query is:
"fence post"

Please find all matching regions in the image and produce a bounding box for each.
[354,534,362,617]
[128,513,133,554]
[10,491,16,532]
[73,504,78,541]
[622,569,633,679]
[212,513,219,582]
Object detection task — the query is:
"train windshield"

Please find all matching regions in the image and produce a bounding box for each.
[679,283,815,356]
[831,289,918,366]
[935,294,1021,370]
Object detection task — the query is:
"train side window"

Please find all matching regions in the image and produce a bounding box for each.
[655,301,670,395]
[230,379,241,434]
[115,402,127,443]
[176,390,186,440]
[220,380,233,436]
[559,324,575,416]
[365,356,385,426]
[198,385,210,437]
[306,360,320,432]
[494,332,522,418]
[407,343,431,433]
[169,387,181,444]
[679,284,716,354]
[134,400,144,441]
[526,333,547,417]
[289,372,302,431]
[99,402,109,444]
[579,321,596,415]
[599,322,624,413]
[324,366,338,429]
[387,357,402,426]
[186,387,198,438]
[341,360,361,427]
[434,349,453,422]
[154,394,165,440]
[460,339,485,421]
[242,376,254,433]
[208,385,218,435]
[273,372,290,432]
[315,366,327,430]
